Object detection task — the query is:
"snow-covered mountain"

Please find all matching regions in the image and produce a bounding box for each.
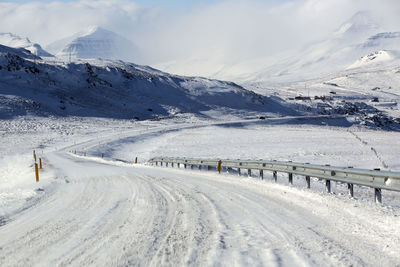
[157,11,399,84]
[47,26,139,63]
[231,11,398,83]
[0,44,295,120]
[0,33,53,57]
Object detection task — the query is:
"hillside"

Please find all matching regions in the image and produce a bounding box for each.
[0,44,294,120]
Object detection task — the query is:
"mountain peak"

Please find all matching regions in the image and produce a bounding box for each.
[53,26,139,62]
[0,32,53,57]
[81,26,112,37]
[335,10,380,37]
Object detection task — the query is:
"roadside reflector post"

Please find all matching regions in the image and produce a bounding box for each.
[273,171,277,182]
[288,173,293,185]
[102,153,104,158]
[238,168,241,176]
[260,169,264,180]
[35,163,39,182]
[166,162,168,167]
[217,160,222,174]
[375,188,382,204]
[178,163,180,168]
[326,180,331,193]
[306,176,311,189]
[33,150,37,162]
[348,183,354,197]
[39,158,43,169]
[172,162,174,168]
[248,169,252,177]
[135,157,138,164]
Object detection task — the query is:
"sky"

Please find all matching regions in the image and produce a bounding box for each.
[0,0,399,66]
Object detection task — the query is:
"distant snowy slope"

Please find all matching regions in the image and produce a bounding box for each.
[156,11,399,84]
[241,11,392,83]
[47,26,139,63]
[0,44,295,120]
[347,50,400,69]
[0,33,53,57]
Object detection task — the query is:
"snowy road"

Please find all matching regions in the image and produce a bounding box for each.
[1,151,399,266]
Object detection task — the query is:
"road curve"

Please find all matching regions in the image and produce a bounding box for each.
[0,152,399,266]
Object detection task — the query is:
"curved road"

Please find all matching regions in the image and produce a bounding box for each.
[0,151,399,266]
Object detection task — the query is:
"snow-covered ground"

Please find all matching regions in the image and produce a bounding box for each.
[0,115,399,266]
[0,8,399,265]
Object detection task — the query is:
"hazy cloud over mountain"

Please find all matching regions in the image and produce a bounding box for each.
[0,0,399,65]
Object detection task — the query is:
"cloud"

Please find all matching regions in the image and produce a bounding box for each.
[0,0,150,45]
[0,0,399,67]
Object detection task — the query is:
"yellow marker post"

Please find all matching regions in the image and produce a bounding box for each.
[217,160,222,174]
[33,150,37,162]
[35,163,39,182]
[102,153,104,158]
[39,158,43,169]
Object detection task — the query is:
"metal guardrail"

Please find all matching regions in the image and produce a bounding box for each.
[149,157,400,204]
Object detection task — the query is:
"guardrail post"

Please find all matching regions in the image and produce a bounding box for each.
[166,162,168,167]
[273,171,277,182]
[238,168,241,176]
[375,188,382,204]
[306,176,311,189]
[35,163,39,182]
[172,162,174,168]
[248,169,252,177]
[135,157,138,164]
[326,180,331,193]
[178,163,180,168]
[260,170,264,180]
[288,173,293,185]
[348,184,354,197]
